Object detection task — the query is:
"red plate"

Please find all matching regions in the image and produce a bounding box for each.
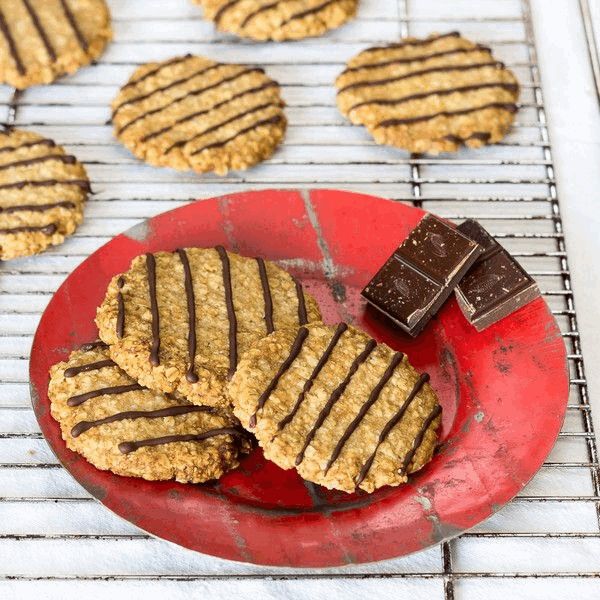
[30,189,569,567]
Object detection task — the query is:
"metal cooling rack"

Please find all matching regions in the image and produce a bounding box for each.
[0,0,598,598]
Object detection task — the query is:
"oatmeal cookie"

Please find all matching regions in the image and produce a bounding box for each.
[0,128,89,260]
[0,0,111,89]
[194,0,358,42]
[96,247,321,408]
[49,341,250,483]
[229,322,441,493]
[111,55,286,175]
[335,31,519,154]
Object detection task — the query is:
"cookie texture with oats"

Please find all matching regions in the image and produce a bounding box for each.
[49,343,250,483]
[111,55,287,176]
[335,31,520,154]
[194,0,358,42]
[0,0,111,89]
[0,128,90,260]
[96,247,321,408]
[229,322,441,493]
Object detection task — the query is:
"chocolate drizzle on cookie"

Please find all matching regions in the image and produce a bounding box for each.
[146,253,161,367]
[338,60,504,94]
[295,278,308,325]
[325,351,404,472]
[0,201,75,214]
[250,326,309,428]
[342,45,491,74]
[399,404,442,474]
[277,323,348,432]
[0,7,26,75]
[0,223,57,235]
[364,31,460,54]
[348,82,518,113]
[116,277,125,339]
[216,245,238,379]
[79,340,109,352]
[22,0,57,63]
[279,0,340,26]
[376,102,518,129]
[64,358,116,378]
[67,383,143,407]
[71,404,214,438]
[0,154,76,172]
[119,67,264,136]
[59,0,89,52]
[256,257,274,334]
[0,179,90,192]
[140,80,278,143]
[0,138,55,154]
[168,100,283,155]
[123,55,192,92]
[295,338,377,466]
[354,373,432,487]
[118,427,246,454]
[177,248,199,383]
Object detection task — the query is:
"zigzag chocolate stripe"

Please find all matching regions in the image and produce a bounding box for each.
[277,323,348,432]
[0,223,56,235]
[0,7,26,75]
[0,139,55,154]
[122,55,192,91]
[177,248,199,384]
[116,277,125,339]
[112,62,224,117]
[168,101,282,154]
[71,404,214,438]
[118,67,264,135]
[64,359,116,378]
[280,0,341,26]
[146,253,161,367]
[0,179,90,192]
[256,257,274,334]
[363,32,460,55]
[325,351,404,472]
[22,0,57,62]
[67,383,143,407]
[342,46,491,74]
[0,200,75,214]
[189,114,284,156]
[399,404,442,474]
[140,81,279,142]
[337,60,503,94]
[295,338,377,466]
[216,246,238,379]
[348,82,519,113]
[355,373,430,487]
[250,326,309,428]
[375,102,518,129]
[0,154,76,172]
[59,0,88,52]
[118,426,247,454]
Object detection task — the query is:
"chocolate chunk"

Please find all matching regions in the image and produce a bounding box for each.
[456,220,540,331]
[362,214,482,336]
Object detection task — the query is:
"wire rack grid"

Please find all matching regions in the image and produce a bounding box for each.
[0,0,598,598]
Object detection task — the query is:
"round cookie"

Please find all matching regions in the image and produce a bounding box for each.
[335,31,520,154]
[96,247,322,408]
[0,128,90,260]
[194,0,358,42]
[111,55,286,175]
[229,323,441,493]
[49,341,250,483]
[0,0,112,89]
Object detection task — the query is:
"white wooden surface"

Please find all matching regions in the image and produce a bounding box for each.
[1,0,599,598]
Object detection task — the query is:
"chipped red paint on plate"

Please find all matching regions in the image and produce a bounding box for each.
[30,189,569,567]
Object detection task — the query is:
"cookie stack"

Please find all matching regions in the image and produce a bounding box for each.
[49,246,441,493]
